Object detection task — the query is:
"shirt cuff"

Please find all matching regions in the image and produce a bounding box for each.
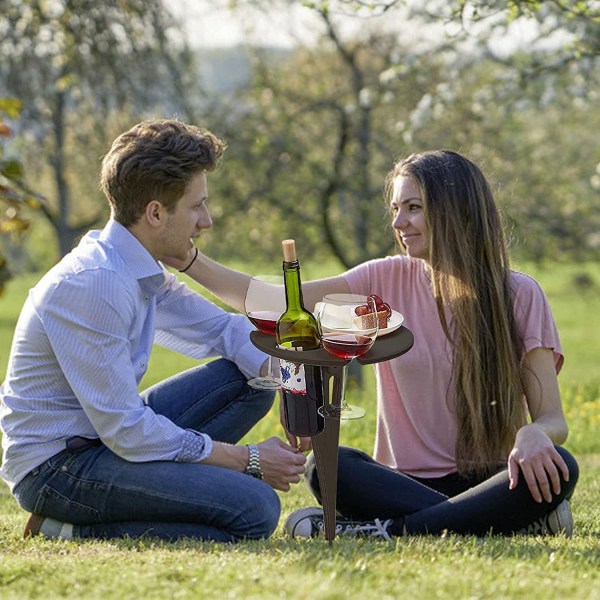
[233,337,271,380]
[176,430,213,462]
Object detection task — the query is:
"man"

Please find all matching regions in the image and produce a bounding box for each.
[0,119,305,541]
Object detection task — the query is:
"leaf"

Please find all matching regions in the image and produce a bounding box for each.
[1,160,24,180]
[0,98,22,119]
[0,216,31,233]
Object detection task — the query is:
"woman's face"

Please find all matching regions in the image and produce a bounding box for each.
[390,175,430,261]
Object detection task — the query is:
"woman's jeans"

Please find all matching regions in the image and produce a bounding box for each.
[305,445,579,536]
[13,359,278,542]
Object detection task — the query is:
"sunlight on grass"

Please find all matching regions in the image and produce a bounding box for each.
[1,262,599,599]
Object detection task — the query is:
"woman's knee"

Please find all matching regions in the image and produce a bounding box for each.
[304,446,372,500]
[556,446,579,499]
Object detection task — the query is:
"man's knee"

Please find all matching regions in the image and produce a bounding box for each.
[241,484,281,540]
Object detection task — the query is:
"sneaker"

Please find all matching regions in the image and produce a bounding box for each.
[517,500,574,537]
[284,507,393,541]
[23,513,73,539]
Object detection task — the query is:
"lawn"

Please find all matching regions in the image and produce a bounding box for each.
[0,260,599,599]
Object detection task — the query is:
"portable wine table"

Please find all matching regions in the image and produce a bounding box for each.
[250,325,414,543]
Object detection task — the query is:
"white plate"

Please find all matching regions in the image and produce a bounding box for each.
[315,301,404,337]
[378,310,404,336]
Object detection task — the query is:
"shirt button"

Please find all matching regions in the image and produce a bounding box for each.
[61,465,68,472]
[144,296,149,302]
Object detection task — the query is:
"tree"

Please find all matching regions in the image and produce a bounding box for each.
[202,0,599,265]
[0,0,198,259]
[0,98,45,293]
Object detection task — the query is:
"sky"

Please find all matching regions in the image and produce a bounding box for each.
[165,0,321,48]
[164,0,571,57]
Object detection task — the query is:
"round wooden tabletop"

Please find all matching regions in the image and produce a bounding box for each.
[250,325,414,367]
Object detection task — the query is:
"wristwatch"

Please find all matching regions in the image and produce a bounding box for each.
[245,444,263,480]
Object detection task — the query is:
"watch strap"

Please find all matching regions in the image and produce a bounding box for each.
[245,444,263,479]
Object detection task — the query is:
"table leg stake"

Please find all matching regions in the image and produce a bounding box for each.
[311,365,343,543]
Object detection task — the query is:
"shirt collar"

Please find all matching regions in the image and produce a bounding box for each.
[98,219,166,294]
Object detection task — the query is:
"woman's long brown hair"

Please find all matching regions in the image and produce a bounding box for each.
[387,150,527,476]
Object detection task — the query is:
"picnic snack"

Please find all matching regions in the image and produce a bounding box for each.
[354,294,392,329]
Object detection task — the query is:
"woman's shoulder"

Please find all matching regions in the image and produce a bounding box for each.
[508,269,553,314]
[508,269,546,296]
[348,254,420,276]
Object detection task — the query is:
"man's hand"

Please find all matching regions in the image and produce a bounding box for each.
[256,437,306,491]
[508,423,570,503]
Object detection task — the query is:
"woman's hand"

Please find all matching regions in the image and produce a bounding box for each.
[508,423,570,503]
[256,436,307,491]
[279,392,313,453]
[160,238,197,271]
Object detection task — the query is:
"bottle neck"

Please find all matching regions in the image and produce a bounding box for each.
[282,260,304,311]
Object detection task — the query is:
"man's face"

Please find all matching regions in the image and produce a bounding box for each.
[161,171,212,260]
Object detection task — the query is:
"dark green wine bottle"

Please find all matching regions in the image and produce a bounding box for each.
[276,239,320,350]
[276,239,324,437]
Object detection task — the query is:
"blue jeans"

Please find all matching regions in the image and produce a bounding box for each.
[13,359,278,542]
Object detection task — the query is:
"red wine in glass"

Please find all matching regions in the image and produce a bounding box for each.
[321,332,375,359]
[246,310,280,335]
[244,276,285,390]
[316,294,380,419]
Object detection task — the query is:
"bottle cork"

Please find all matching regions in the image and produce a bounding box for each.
[282,239,297,262]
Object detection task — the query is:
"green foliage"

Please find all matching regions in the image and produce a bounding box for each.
[2,0,599,273]
[0,0,198,259]
[195,2,600,266]
[0,98,45,294]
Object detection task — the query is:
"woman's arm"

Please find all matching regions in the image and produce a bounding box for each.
[521,346,568,444]
[507,347,570,503]
[162,241,351,313]
[185,250,252,313]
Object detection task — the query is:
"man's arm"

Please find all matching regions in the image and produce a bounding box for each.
[202,437,306,492]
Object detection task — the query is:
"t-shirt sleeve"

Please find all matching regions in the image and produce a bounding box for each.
[342,256,404,299]
[512,272,564,373]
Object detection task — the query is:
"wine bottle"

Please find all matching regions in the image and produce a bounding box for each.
[276,239,324,437]
[276,239,320,350]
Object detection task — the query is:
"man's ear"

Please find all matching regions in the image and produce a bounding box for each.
[144,200,165,228]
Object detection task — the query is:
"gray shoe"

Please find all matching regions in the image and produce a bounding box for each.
[517,500,574,537]
[284,507,393,541]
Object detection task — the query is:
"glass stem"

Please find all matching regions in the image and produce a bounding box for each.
[338,365,349,410]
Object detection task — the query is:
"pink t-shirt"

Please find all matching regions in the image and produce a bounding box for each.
[344,255,563,478]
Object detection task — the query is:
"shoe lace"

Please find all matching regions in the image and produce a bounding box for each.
[517,515,549,536]
[337,518,393,541]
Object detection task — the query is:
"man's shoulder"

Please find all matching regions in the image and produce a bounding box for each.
[32,243,132,305]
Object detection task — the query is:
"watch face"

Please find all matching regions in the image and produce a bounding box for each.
[248,468,263,480]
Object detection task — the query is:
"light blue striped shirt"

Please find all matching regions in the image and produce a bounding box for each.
[0,219,266,490]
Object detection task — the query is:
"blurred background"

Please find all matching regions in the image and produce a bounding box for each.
[1,0,599,286]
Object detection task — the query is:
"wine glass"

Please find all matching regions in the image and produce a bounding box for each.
[316,293,379,419]
[244,275,285,390]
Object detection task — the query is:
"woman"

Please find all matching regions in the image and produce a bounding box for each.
[169,149,578,538]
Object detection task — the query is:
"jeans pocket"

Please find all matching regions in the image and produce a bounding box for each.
[12,465,46,512]
[34,483,102,524]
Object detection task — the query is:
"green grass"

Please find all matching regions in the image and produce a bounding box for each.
[1,260,599,599]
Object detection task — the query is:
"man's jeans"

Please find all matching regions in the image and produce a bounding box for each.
[13,359,278,542]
